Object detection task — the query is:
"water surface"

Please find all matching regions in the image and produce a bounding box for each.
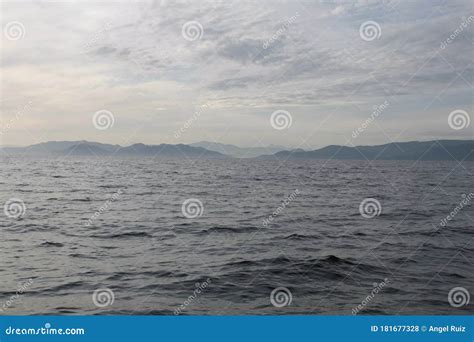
[1,156,473,315]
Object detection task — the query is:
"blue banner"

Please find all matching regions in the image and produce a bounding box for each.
[0,316,472,342]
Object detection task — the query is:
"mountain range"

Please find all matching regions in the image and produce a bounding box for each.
[1,140,473,161]
[0,140,226,159]
[190,141,287,158]
[263,140,474,161]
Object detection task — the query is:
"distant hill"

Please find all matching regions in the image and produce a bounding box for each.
[261,140,474,161]
[1,141,227,159]
[62,143,117,156]
[2,139,473,161]
[191,141,286,158]
[1,141,120,156]
[116,143,226,158]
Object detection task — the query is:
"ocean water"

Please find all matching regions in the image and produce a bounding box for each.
[0,156,473,315]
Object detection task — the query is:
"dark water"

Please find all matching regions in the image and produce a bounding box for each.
[1,156,473,315]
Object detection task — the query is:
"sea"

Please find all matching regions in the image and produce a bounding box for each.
[1,156,473,315]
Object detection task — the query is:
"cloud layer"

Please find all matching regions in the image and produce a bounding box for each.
[1,0,473,148]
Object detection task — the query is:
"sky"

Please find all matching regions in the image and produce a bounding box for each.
[0,0,473,149]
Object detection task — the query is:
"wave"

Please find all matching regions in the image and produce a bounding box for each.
[40,241,64,247]
[90,231,152,239]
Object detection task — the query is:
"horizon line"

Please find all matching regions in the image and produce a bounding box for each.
[1,138,473,150]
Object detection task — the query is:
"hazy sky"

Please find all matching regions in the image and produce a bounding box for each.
[1,0,473,148]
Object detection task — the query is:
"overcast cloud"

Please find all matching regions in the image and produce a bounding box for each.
[0,0,473,148]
